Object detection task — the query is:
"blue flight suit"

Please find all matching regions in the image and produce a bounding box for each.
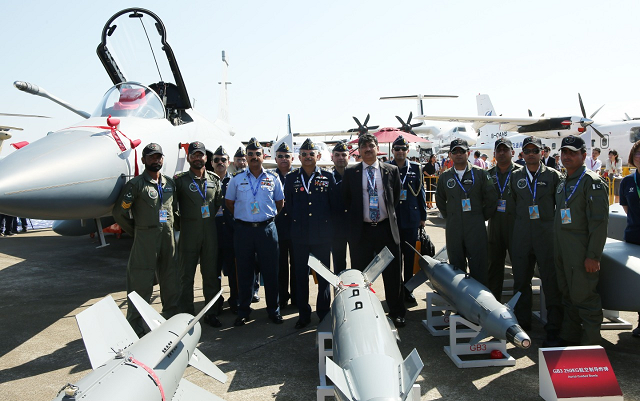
[284,167,337,322]
[389,160,427,285]
[226,168,284,319]
[270,168,297,307]
[331,168,349,274]
[215,172,238,311]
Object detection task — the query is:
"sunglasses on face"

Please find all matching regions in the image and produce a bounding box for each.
[394,147,408,152]
[247,151,262,157]
[213,157,227,163]
[277,154,291,159]
[523,148,541,155]
[450,149,466,155]
[301,152,316,157]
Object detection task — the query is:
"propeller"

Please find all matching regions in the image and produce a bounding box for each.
[348,114,379,136]
[578,93,604,138]
[395,112,423,135]
[0,112,50,118]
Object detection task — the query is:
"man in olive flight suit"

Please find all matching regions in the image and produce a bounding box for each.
[554,135,609,346]
[113,143,180,336]
[174,141,224,327]
[510,136,563,346]
[435,138,498,285]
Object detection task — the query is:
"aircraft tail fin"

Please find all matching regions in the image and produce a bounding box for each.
[325,357,358,400]
[189,349,227,384]
[362,246,394,284]
[173,378,226,401]
[404,269,428,293]
[506,291,522,310]
[308,253,340,288]
[128,291,166,331]
[400,349,424,400]
[474,94,504,149]
[271,114,296,156]
[75,295,138,369]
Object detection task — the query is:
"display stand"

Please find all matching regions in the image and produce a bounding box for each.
[601,310,632,330]
[423,292,456,336]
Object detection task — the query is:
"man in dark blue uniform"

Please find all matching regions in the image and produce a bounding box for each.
[331,141,350,274]
[212,145,239,314]
[270,142,297,308]
[284,138,337,329]
[225,138,284,326]
[388,135,426,305]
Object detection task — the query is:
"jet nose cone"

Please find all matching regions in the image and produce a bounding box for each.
[506,324,532,349]
[0,129,130,219]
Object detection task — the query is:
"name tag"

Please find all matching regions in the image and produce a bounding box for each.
[369,195,379,210]
[497,199,506,212]
[399,189,407,201]
[251,202,260,215]
[529,205,540,220]
[561,208,572,224]
[201,205,210,218]
[159,209,168,223]
[215,206,224,217]
[462,198,471,212]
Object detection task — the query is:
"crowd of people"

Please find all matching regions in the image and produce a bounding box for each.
[110,133,639,345]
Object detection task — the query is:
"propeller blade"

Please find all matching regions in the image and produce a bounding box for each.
[395,115,406,126]
[368,125,379,130]
[591,125,605,139]
[590,104,605,119]
[407,111,413,124]
[578,93,587,118]
[0,112,50,118]
[363,114,370,126]
[411,122,423,128]
[353,116,363,128]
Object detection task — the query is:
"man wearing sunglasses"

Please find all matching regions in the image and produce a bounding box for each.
[388,135,426,306]
[331,141,350,273]
[225,138,284,326]
[284,138,337,329]
[435,138,498,286]
[342,133,406,327]
[174,141,224,327]
[509,136,563,346]
[270,142,297,309]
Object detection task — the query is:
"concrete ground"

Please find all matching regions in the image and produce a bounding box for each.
[1,211,639,401]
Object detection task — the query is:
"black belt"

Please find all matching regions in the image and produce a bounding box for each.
[363,218,388,227]
[236,218,274,227]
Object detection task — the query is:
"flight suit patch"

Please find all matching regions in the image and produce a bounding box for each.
[148,188,159,199]
[189,182,199,192]
[447,178,455,188]
[517,178,527,189]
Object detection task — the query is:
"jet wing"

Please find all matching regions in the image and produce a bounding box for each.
[172,378,226,401]
[75,295,138,369]
[415,115,546,130]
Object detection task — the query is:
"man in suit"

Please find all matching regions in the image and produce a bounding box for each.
[342,133,407,327]
[543,146,557,169]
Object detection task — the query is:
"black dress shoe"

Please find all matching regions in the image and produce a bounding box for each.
[391,316,406,328]
[203,315,222,328]
[234,317,247,326]
[269,314,284,324]
[404,292,418,306]
[252,294,260,303]
[279,300,288,309]
[295,318,311,329]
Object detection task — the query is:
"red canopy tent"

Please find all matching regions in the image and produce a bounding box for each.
[348,127,431,145]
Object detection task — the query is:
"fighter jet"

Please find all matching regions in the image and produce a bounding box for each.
[52,290,226,401]
[0,8,242,232]
[309,248,423,401]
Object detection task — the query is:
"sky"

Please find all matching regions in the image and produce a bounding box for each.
[2,0,640,157]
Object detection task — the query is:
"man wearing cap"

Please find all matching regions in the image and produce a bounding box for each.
[486,138,521,301]
[436,138,498,285]
[284,138,337,328]
[225,138,284,326]
[509,136,563,345]
[342,133,407,327]
[331,141,350,273]
[173,141,224,327]
[113,143,180,336]
[231,147,248,175]
[554,135,609,345]
[212,146,239,314]
[389,135,426,305]
[543,146,557,169]
[270,141,297,309]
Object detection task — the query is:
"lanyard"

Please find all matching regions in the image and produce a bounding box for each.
[400,165,409,187]
[301,169,317,194]
[564,169,587,207]
[247,170,264,199]
[453,167,474,197]
[525,165,541,204]
[591,158,596,169]
[494,169,512,199]
[191,176,208,203]
[366,165,377,192]
[157,179,163,203]
[635,171,640,198]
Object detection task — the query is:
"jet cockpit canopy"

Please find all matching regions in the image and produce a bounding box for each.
[92,82,165,119]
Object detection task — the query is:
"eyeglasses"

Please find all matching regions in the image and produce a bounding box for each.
[277,154,291,159]
[301,152,316,157]
[393,147,408,152]
[523,148,541,155]
[247,151,262,157]
[213,157,227,163]
[450,149,467,155]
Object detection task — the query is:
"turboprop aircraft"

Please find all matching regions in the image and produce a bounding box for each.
[0,8,243,238]
[0,112,50,156]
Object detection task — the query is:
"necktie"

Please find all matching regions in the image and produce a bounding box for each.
[367,165,380,222]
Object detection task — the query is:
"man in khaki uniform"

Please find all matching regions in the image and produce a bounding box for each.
[174,141,223,327]
[113,143,180,336]
[554,135,609,345]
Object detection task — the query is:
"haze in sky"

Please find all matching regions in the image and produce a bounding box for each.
[2,0,640,157]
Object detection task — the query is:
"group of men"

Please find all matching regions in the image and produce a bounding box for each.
[436,135,609,347]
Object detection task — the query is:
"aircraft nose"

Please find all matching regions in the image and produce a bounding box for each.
[0,129,131,220]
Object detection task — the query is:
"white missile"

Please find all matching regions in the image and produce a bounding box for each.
[52,291,226,401]
[309,248,423,401]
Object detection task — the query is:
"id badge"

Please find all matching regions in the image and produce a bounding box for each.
[201,205,210,218]
[528,205,540,220]
[159,209,168,223]
[461,198,471,212]
[250,201,260,215]
[497,199,506,212]
[215,206,223,217]
[561,208,572,224]
[399,189,407,201]
[369,195,379,211]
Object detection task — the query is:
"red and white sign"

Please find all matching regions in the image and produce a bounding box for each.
[539,346,622,401]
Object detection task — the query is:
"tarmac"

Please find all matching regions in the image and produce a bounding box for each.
[1,211,639,401]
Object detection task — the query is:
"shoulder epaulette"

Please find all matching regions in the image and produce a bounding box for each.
[265,169,278,177]
[173,171,188,179]
[232,170,244,177]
